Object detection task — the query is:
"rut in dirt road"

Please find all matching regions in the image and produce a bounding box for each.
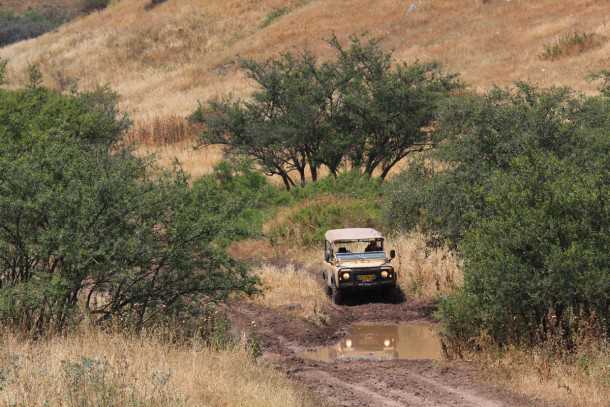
[231,271,550,407]
[293,359,537,407]
[299,368,503,407]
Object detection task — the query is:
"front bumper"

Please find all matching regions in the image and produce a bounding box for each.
[337,269,396,289]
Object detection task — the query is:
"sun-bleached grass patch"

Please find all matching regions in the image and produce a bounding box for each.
[0,329,317,407]
[474,334,610,407]
[252,262,330,325]
[2,0,609,120]
[386,232,462,301]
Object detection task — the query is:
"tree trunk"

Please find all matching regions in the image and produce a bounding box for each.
[310,163,318,182]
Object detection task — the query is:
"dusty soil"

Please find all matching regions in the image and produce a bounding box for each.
[229,265,555,407]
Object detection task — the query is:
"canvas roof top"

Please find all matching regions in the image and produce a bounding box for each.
[324,228,383,242]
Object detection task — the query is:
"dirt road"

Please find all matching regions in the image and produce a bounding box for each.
[229,265,552,407]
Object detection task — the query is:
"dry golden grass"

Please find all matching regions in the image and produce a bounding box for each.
[387,232,463,300]
[251,262,330,325]
[0,0,83,13]
[476,338,610,407]
[126,115,200,146]
[1,0,609,121]
[0,329,317,407]
[135,142,224,179]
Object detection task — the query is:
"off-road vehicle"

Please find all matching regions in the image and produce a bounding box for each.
[322,228,398,305]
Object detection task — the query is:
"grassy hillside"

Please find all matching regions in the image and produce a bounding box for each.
[1,0,608,121]
[0,0,83,13]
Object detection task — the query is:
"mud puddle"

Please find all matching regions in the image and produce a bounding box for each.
[300,322,442,362]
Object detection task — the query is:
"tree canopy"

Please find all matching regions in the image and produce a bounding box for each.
[0,86,257,335]
[192,35,460,189]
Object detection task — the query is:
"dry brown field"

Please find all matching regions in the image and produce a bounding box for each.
[1,0,609,122]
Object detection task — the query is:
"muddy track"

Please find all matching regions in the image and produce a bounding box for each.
[229,265,553,407]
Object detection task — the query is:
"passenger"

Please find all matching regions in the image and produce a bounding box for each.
[364,241,382,252]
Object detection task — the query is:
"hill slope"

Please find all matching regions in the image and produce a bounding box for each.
[1,0,609,119]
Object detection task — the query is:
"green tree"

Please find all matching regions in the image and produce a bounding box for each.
[387,83,610,343]
[0,87,257,336]
[332,36,461,179]
[193,51,341,189]
[193,35,458,188]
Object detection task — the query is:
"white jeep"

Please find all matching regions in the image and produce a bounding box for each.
[322,228,398,305]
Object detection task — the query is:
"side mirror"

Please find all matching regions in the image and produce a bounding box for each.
[389,249,396,260]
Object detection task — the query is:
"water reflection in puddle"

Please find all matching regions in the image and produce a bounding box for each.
[301,322,442,362]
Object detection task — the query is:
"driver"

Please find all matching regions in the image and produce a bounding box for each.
[364,240,382,252]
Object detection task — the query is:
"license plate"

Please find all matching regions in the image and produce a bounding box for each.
[357,274,375,282]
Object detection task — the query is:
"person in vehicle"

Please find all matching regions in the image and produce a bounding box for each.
[365,240,382,252]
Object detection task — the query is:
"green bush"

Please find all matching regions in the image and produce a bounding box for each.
[388,83,610,344]
[269,197,382,247]
[0,87,257,336]
[0,7,71,47]
[290,170,383,201]
[81,0,111,14]
[191,160,291,243]
[260,7,290,28]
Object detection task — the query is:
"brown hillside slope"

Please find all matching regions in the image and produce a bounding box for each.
[0,0,83,13]
[1,0,609,120]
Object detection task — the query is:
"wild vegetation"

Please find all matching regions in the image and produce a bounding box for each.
[1,3,609,405]
[2,0,608,120]
[0,329,316,407]
[0,1,110,48]
[0,82,262,336]
[386,82,610,345]
[540,31,605,61]
[193,35,460,189]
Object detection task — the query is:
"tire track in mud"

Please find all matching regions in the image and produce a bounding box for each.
[229,263,550,407]
[293,360,531,407]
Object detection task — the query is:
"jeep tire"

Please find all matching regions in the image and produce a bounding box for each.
[331,283,344,305]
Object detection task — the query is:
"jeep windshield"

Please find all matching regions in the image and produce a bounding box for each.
[334,240,386,261]
[336,251,386,261]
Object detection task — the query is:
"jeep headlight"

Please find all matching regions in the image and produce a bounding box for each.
[341,272,350,281]
[381,267,394,278]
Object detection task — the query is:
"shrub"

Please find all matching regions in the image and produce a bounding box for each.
[0,58,6,84]
[442,151,610,344]
[540,31,603,61]
[81,0,111,14]
[389,83,610,344]
[260,7,290,28]
[290,170,383,201]
[269,196,382,247]
[0,86,257,336]
[145,0,169,11]
[0,8,71,47]
[191,160,290,243]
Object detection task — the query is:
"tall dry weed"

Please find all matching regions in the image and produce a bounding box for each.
[473,330,609,407]
[0,329,317,407]
[252,262,330,325]
[127,115,200,146]
[386,232,462,300]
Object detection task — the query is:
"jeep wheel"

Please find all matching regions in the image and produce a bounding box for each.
[331,284,344,305]
[383,286,403,304]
